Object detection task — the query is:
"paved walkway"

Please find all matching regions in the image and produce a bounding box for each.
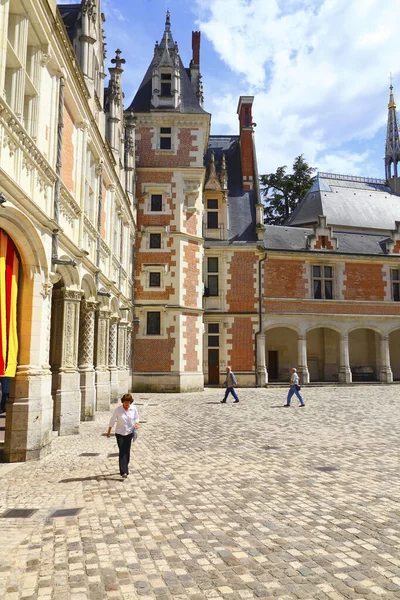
[0,386,400,600]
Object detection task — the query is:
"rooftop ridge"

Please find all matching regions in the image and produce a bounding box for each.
[318,172,387,185]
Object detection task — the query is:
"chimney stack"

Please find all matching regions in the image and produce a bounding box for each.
[190,31,203,106]
[237,96,254,190]
[192,31,200,66]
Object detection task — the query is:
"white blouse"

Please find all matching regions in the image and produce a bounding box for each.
[109,404,140,435]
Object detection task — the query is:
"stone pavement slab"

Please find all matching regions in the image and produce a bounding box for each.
[0,386,400,599]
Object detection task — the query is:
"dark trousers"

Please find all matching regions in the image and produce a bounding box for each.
[0,393,8,413]
[115,433,133,475]
[223,386,239,401]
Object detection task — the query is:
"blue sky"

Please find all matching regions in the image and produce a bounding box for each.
[61,0,400,178]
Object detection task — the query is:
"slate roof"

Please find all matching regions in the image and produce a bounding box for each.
[286,172,400,231]
[205,136,257,244]
[262,225,391,256]
[58,4,81,44]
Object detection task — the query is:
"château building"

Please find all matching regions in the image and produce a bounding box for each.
[0,0,135,461]
[1,1,400,462]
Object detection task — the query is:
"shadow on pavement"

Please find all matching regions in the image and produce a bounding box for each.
[59,474,123,483]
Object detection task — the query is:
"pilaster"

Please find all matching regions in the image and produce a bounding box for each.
[95,309,111,410]
[108,316,120,402]
[338,334,352,383]
[297,336,310,384]
[78,300,98,420]
[380,334,393,383]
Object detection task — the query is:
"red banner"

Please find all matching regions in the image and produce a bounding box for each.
[0,229,19,377]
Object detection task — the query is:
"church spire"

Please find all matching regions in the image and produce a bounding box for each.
[385,84,400,181]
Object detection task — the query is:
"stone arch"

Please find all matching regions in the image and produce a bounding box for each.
[55,257,80,289]
[0,208,49,276]
[389,327,400,381]
[264,322,301,335]
[348,327,380,382]
[306,327,340,382]
[0,209,53,461]
[265,326,298,382]
[81,274,97,300]
[305,323,342,335]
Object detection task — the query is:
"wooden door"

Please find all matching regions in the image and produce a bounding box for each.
[208,349,219,384]
[268,350,278,380]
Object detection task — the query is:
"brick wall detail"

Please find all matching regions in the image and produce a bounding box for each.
[136,128,198,168]
[264,259,307,298]
[183,241,201,307]
[183,314,199,372]
[228,318,256,371]
[61,105,75,193]
[263,299,400,316]
[343,263,385,301]
[226,252,258,312]
[134,326,175,372]
[314,235,334,250]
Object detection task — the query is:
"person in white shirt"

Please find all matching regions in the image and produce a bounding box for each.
[106,393,140,478]
[284,368,305,407]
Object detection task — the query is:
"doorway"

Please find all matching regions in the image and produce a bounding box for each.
[208,349,219,384]
[268,350,278,380]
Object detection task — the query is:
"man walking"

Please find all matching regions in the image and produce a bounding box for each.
[284,367,305,407]
[221,366,239,403]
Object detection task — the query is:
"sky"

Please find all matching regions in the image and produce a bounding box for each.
[60,0,400,179]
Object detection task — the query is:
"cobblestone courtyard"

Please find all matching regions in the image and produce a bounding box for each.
[0,386,400,600]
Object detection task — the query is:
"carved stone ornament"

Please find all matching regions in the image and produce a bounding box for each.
[63,289,84,302]
[41,281,53,299]
[40,50,52,67]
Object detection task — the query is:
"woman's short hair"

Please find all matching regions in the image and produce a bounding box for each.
[121,393,134,404]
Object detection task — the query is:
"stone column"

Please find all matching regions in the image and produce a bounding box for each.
[108,316,120,403]
[117,320,128,394]
[78,300,98,420]
[51,289,83,435]
[338,334,352,383]
[380,334,393,383]
[95,309,111,410]
[297,336,310,384]
[256,333,268,386]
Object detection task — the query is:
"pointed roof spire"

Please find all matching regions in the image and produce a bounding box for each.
[386,84,400,157]
[160,9,175,50]
[205,151,222,191]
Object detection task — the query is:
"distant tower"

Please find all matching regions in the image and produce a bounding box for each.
[385,84,400,194]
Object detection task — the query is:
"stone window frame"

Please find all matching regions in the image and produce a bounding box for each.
[142,184,172,215]
[391,268,400,301]
[206,198,219,230]
[206,256,219,297]
[311,263,334,300]
[207,322,220,348]
[142,263,168,292]
[135,308,168,339]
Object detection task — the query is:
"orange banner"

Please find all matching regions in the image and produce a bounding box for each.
[0,229,19,377]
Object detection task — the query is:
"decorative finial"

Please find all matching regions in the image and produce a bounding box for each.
[111,48,126,69]
[165,9,171,30]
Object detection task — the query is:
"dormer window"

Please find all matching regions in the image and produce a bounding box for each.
[207,199,219,229]
[161,72,172,96]
[160,127,172,150]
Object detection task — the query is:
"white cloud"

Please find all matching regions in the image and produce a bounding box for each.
[195,0,400,176]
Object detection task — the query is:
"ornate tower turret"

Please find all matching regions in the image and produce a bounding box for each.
[151,10,181,110]
[105,49,126,160]
[385,84,400,194]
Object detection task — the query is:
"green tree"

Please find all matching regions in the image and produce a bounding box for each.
[260,154,316,225]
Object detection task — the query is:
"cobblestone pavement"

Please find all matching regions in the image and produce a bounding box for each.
[0,386,400,600]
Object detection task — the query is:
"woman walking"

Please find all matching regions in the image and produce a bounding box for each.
[106,393,140,478]
[284,368,305,407]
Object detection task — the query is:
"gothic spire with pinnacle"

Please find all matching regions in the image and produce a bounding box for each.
[385,83,400,180]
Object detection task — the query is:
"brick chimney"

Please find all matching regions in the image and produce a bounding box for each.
[192,31,200,66]
[237,96,254,190]
[190,32,203,106]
